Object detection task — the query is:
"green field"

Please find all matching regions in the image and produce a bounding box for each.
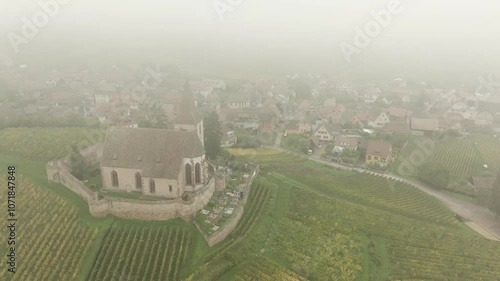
[393,135,498,183]
[474,135,500,173]
[234,150,500,280]
[3,128,500,280]
[0,177,99,281]
[432,137,483,180]
[0,127,104,161]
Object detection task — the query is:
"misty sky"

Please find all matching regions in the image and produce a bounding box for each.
[1,0,500,80]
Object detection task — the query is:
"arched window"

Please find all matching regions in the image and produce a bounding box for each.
[169,185,173,192]
[195,163,201,184]
[185,164,192,185]
[149,179,156,194]
[135,172,142,189]
[111,171,119,187]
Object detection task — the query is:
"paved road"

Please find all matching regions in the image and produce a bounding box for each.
[267,145,500,241]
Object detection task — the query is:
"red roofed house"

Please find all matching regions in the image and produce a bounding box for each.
[365,140,394,167]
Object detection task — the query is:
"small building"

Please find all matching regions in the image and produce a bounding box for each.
[221,130,237,148]
[227,95,251,109]
[367,109,391,128]
[382,122,411,135]
[469,176,496,191]
[365,140,394,167]
[285,120,311,135]
[334,136,359,151]
[314,123,342,142]
[410,118,441,136]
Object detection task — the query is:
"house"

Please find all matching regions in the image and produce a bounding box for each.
[234,112,260,130]
[94,93,111,104]
[202,79,226,90]
[363,88,381,104]
[336,82,355,94]
[475,112,494,127]
[259,107,280,132]
[200,93,221,113]
[367,109,391,128]
[334,136,359,151]
[221,130,237,148]
[324,98,336,107]
[382,122,411,135]
[100,127,209,198]
[365,141,394,167]
[468,176,496,191]
[388,107,411,122]
[314,123,342,142]
[410,118,441,136]
[227,95,251,109]
[189,80,214,98]
[285,120,302,134]
[298,121,312,134]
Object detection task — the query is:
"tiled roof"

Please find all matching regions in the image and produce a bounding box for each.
[101,127,204,179]
[366,140,392,158]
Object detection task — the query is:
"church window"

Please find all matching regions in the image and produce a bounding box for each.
[111,171,119,187]
[195,163,201,184]
[149,179,156,193]
[135,173,142,189]
[185,164,192,185]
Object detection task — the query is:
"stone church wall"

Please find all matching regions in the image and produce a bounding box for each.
[198,165,260,247]
[46,143,216,221]
[46,142,260,247]
[46,160,97,202]
[89,180,215,220]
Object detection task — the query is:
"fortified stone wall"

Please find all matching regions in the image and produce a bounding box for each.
[197,165,260,247]
[46,143,216,221]
[88,180,214,220]
[46,160,97,202]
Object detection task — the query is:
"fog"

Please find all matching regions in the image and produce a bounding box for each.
[1,0,500,81]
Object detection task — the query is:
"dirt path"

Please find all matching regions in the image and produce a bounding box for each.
[266,145,500,241]
[465,222,500,241]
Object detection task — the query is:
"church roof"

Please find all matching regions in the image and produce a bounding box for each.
[101,127,204,179]
[175,83,203,125]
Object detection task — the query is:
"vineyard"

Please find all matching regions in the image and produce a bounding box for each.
[87,223,194,281]
[2,125,500,280]
[0,127,104,161]
[475,135,500,173]
[432,137,483,180]
[0,177,98,281]
[222,149,500,280]
[188,178,278,281]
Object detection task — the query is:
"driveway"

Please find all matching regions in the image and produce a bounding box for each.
[267,145,500,241]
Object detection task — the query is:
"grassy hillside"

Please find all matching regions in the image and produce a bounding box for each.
[3,128,500,280]
[226,149,500,280]
[0,127,104,161]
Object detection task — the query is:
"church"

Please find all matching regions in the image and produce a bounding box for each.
[100,84,210,199]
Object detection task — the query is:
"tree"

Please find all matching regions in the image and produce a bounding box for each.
[489,170,500,218]
[417,161,450,189]
[204,111,221,159]
[139,106,170,129]
[67,145,88,180]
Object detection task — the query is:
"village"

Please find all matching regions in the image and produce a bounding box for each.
[1,63,500,200]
